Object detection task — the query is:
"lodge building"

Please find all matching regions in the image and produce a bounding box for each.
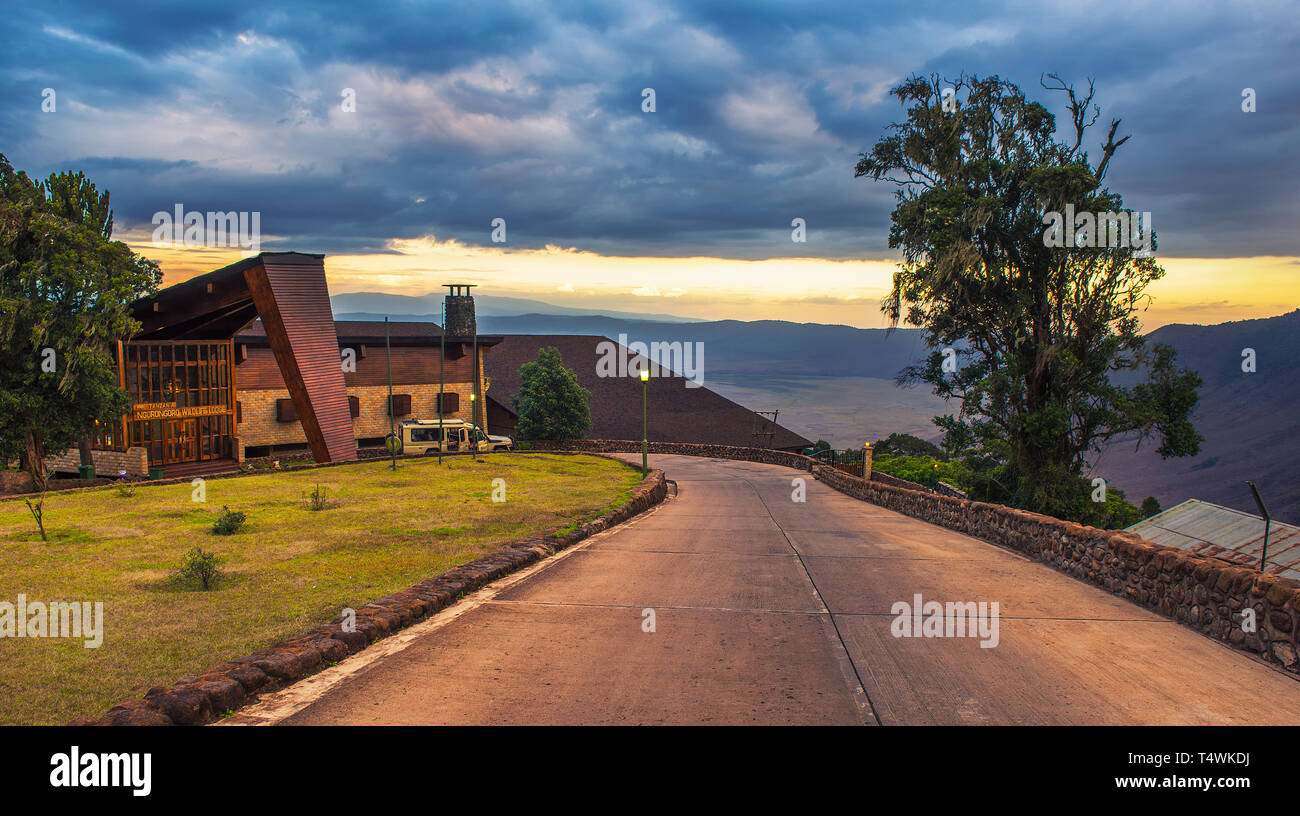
[47,250,812,478]
[54,252,497,477]
[233,317,501,459]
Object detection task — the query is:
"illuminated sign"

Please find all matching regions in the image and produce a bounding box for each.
[132,404,230,421]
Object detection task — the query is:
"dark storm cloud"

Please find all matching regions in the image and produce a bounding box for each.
[2,1,1296,261]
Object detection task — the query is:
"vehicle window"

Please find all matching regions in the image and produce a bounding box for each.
[410,428,442,443]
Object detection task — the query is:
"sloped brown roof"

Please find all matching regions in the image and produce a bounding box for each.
[484,335,811,451]
[131,252,323,340]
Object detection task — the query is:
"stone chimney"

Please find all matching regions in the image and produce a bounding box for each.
[443,284,477,338]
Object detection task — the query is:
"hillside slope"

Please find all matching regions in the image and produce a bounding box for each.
[1096,310,1300,523]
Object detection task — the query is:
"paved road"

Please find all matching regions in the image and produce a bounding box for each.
[247,454,1300,725]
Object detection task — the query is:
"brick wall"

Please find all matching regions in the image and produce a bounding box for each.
[528,439,1300,675]
[239,380,490,449]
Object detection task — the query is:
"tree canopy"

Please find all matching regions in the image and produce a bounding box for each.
[511,346,592,442]
[0,155,161,489]
[855,74,1202,523]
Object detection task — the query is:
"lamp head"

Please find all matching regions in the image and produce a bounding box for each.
[639,368,650,382]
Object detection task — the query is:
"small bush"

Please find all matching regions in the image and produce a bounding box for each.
[116,484,135,498]
[303,483,335,511]
[211,505,246,535]
[173,546,223,591]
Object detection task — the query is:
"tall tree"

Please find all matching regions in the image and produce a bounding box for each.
[511,347,592,441]
[855,74,1202,523]
[0,155,161,489]
[42,169,118,468]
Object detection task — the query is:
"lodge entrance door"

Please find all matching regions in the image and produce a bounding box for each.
[163,419,199,464]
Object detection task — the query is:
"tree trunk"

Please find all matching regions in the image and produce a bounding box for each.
[78,437,93,467]
[23,429,48,493]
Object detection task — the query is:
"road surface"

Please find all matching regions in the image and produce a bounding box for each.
[232,454,1300,725]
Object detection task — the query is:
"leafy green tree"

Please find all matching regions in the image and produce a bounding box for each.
[0,155,161,489]
[1140,495,1162,519]
[511,346,592,441]
[43,169,119,468]
[872,432,943,459]
[855,74,1202,522]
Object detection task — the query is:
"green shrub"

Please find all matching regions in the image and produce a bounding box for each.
[211,505,246,535]
[303,483,334,511]
[872,454,973,491]
[173,546,224,591]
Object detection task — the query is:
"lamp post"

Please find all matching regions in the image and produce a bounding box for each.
[1247,481,1272,573]
[640,367,650,477]
[470,392,477,457]
[386,317,395,471]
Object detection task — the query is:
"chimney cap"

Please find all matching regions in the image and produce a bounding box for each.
[443,284,477,296]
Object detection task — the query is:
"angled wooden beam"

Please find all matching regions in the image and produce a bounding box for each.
[242,255,356,464]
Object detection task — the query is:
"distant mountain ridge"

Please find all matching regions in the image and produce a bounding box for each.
[330,292,705,323]
[334,310,932,379]
[335,297,1300,522]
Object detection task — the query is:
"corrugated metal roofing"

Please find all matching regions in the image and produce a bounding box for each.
[1127,499,1300,580]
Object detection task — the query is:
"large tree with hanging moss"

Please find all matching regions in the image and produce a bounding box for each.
[855,74,1202,524]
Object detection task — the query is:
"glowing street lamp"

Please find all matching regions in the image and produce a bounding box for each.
[640,366,650,477]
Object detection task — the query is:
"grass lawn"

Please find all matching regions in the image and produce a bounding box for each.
[0,453,641,725]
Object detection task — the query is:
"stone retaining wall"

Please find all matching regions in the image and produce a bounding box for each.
[529,439,1300,675]
[84,460,668,725]
[935,480,968,499]
[45,447,149,477]
[525,439,815,470]
[869,469,931,492]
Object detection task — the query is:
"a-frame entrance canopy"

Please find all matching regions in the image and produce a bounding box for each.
[129,252,356,464]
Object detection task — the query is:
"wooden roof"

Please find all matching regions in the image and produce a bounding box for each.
[130,253,324,340]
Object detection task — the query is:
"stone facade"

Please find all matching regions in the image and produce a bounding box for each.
[528,439,1300,675]
[45,446,149,477]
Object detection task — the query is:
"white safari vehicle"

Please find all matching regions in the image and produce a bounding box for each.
[391,419,513,454]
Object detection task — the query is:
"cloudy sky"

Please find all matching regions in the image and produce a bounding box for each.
[3,0,1297,328]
